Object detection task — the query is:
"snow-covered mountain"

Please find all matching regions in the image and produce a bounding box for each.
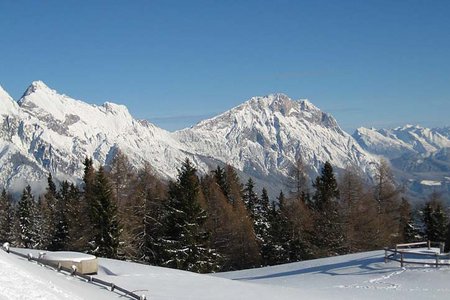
[353,125,450,159]
[0,81,378,195]
[176,94,376,189]
[353,125,450,201]
[0,81,209,194]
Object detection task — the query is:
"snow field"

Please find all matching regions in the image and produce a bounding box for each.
[3,248,450,299]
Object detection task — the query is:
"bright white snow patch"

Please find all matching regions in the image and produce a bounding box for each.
[420,180,442,186]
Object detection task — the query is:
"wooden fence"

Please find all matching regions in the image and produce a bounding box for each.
[384,241,450,268]
[1,244,147,300]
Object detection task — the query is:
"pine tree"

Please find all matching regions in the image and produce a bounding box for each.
[15,185,37,248]
[162,159,219,273]
[91,166,121,258]
[64,182,84,251]
[107,150,139,259]
[50,179,70,251]
[284,193,314,261]
[0,189,13,243]
[422,194,447,243]
[243,178,258,215]
[223,165,261,269]
[257,188,272,265]
[79,157,96,251]
[312,162,345,256]
[202,175,234,270]
[213,166,230,200]
[398,198,418,243]
[290,156,309,199]
[133,164,167,265]
[41,173,59,250]
[229,195,261,268]
[34,196,50,249]
[264,191,291,265]
[339,167,379,252]
[373,159,402,246]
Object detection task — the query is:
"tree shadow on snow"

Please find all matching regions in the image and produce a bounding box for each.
[233,254,397,281]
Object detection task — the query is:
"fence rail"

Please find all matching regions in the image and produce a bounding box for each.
[384,241,450,268]
[1,243,147,300]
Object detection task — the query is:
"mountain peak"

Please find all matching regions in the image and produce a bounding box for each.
[0,84,19,116]
[0,84,13,101]
[22,80,53,98]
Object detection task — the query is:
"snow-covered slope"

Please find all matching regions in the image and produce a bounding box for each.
[3,247,450,300]
[0,82,378,194]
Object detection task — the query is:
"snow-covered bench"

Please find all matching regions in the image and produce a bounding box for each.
[40,251,98,275]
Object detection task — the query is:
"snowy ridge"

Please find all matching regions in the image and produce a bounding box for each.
[0,85,18,116]
[353,125,450,159]
[353,125,450,201]
[176,93,377,181]
[0,82,378,194]
[0,81,204,194]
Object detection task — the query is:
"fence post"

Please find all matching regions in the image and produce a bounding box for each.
[400,252,404,267]
[428,240,431,250]
[436,253,439,268]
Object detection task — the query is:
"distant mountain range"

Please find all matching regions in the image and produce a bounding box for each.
[354,125,450,202]
[0,81,448,201]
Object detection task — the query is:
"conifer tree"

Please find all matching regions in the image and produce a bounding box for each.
[35,196,50,249]
[80,157,96,251]
[0,189,13,243]
[265,191,291,265]
[133,164,167,265]
[422,194,447,243]
[373,159,402,246]
[162,159,219,273]
[224,165,243,204]
[16,185,37,248]
[243,178,258,215]
[64,182,84,251]
[243,178,274,264]
[284,193,314,261]
[398,198,418,243]
[339,167,379,251]
[290,156,309,199]
[91,166,121,258]
[49,179,70,251]
[213,166,230,200]
[312,162,344,256]
[223,166,261,269]
[257,188,272,265]
[41,173,59,250]
[202,175,235,270]
[107,151,139,259]
[230,195,262,268]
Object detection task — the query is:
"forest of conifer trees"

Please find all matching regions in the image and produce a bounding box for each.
[0,152,449,273]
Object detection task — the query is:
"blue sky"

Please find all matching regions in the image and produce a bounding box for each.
[1,0,449,131]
